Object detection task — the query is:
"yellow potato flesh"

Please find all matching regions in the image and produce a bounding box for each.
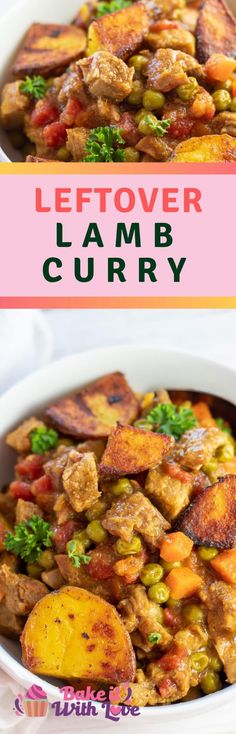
[21,586,136,684]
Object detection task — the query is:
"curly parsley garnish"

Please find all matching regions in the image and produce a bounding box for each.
[216,417,232,436]
[97,0,131,15]
[5,516,52,563]
[146,403,197,440]
[142,116,171,137]
[30,426,58,454]
[84,127,125,162]
[19,75,47,100]
[67,539,91,568]
[148,632,162,645]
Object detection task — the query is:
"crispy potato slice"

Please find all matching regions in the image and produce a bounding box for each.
[12,23,86,78]
[175,476,236,548]
[171,134,236,162]
[99,424,174,476]
[87,3,150,60]
[196,0,236,63]
[46,372,139,439]
[21,586,136,683]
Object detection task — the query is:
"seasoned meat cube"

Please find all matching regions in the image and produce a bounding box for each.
[15,499,43,524]
[12,23,87,78]
[145,465,192,521]
[6,417,44,453]
[0,602,24,638]
[62,450,100,513]
[206,582,236,682]
[212,111,236,137]
[77,439,106,461]
[41,568,64,589]
[79,51,134,102]
[0,81,29,131]
[196,0,236,63]
[100,424,174,476]
[118,584,171,647]
[174,427,227,470]
[0,564,47,615]
[147,642,190,702]
[46,372,139,439]
[87,3,150,60]
[44,445,71,491]
[55,554,113,601]
[175,623,208,653]
[171,134,236,161]
[0,551,19,572]
[0,493,16,525]
[127,677,158,707]
[102,491,170,548]
[53,493,75,525]
[185,548,215,602]
[146,48,201,92]
[147,28,196,56]
[136,135,172,160]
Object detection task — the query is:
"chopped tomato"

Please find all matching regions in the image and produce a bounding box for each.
[88,544,118,580]
[32,475,52,495]
[31,100,58,128]
[60,98,83,127]
[190,89,215,120]
[166,112,194,139]
[163,460,191,484]
[52,520,75,553]
[119,113,139,146]
[43,121,67,148]
[9,480,34,502]
[159,677,176,699]
[159,644,188,671]
[150,20,179,31]
[163,608,181,628]
[17,454,44,481]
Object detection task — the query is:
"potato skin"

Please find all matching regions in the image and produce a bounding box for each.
[175,476,236,548]
[171,134,236,162]
[46,372,139,439]
[12,23,86,78]
[87,3,150,60]
[21,586,136,683]
[196,0,236,63]
[99,424,174,476]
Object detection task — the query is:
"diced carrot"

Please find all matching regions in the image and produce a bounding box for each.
[192,402,216,428]
[210,549,236,584]
[165,567,202,600]
[160,532,193,562]
[114,550,146,584]
[150,19,180,31]
[205,54,236,82]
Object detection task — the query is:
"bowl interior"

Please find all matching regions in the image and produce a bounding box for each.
[0,346,236,711]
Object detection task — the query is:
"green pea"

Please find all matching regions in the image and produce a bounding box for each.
[138,113,158,135]
[57,146,70,161]
[133,418,150,430]
[161,560,182,572]
[191,652,209,672]
[128,55,148,73]
[110,479,133,497]
[140,563,164,586]
[212,89,231,111]
[198,546,219,561]
[134,108,147,124]
[166,597,180,608]
[143,90,165,111]
[38,549,55,570]
[183,603,204,624]
[208,653,222,672]
[200,671,222,695]
[230,97,236,112]
[86,520,108,544]
[85,499,107,521]
[73,530,91,550]
[177,77,199,101]
[115,536,142,555]
[124,147,140,162]
[128,80,144,105]
[148,581,169,604]
[27,562,42,579]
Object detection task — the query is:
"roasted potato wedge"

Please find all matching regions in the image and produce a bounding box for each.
[175,476,236,548]
[87,3,150,60]
[99,424,174,476]
[171,134,236,162]
[196,0,236,63]
[12,23,87,78]
[46,372,139,439]
[21,586,136,683]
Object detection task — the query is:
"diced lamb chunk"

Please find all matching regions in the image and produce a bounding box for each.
[41,568,64,589]
[145,465,192,521]
[55,554,113,601]
[66,126,89,161]
[0,81,30,130]
[118,584,171,647]
[44,445,72,491]
[53,493,75,525]
[174,427,227,470]
[146,48,201,92]
[6,417,44,453]
[147,28,196,56]
[212,111,236,137]
[62,449,100,513]
[16,499,43,524]
[102,491,170,548]
[0,602,24,638]
[136,135,172,160]
[206,581,236,683]
[79,51,134,102]
[147,642,190,702]
[0,564,47,615]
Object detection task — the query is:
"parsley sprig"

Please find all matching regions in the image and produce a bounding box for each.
[19,75,47,100]
[142,116,171,137]
[30,426,58,454]
[97,0,131,16]
[5,516,52,563]
[67,539,91,568]
[84,127,125,162]
[146,403,197,440]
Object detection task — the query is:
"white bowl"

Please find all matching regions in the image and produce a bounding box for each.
[0,344,236,725]
[0,0,236,161]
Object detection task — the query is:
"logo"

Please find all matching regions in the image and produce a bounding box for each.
[14,683,141,721]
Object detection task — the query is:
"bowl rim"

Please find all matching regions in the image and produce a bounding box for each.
[0,343,236,715]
